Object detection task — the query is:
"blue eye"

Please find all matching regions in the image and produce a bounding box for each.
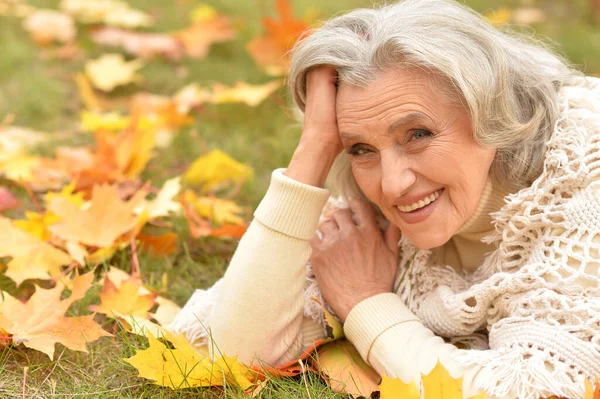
[411,129,433,140]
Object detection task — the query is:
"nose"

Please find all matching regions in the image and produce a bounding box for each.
[380,148,416,200]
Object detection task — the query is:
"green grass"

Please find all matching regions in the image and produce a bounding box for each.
[0,0,599,397]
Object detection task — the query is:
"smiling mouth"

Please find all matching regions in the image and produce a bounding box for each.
[397,189,444,213]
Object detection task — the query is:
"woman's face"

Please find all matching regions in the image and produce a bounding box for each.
[336,68,496,249]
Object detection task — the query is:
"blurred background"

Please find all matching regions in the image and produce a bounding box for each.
[1,0,599,207]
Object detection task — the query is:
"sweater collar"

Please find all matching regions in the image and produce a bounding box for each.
[455,177,509,236]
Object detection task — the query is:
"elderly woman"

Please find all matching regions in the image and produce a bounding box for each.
[169,0,600,398]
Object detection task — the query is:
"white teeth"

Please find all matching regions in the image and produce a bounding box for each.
[397,189,442,213]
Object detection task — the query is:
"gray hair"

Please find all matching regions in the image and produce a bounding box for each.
[288,0,580,194]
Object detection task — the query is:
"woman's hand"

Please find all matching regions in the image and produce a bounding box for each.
[286,66,343,187]
[310,198,402,322]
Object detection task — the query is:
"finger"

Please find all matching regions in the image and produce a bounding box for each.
[349,198,377,228]
[319,218,339,236]
[384,223,402,256]
[332,208,355,230]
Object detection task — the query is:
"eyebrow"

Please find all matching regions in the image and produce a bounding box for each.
[339,112,430,140]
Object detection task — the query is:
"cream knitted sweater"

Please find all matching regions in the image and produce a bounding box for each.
[169,76,600,399]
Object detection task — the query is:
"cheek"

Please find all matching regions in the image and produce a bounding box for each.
[351,164,382,204]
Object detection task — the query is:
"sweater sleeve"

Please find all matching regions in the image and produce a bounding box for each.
[343,293,487,398]
[209,169,330,366]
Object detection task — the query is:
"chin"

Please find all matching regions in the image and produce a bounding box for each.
[403,229,452,250]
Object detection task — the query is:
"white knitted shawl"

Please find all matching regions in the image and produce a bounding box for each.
[169,76,600,399]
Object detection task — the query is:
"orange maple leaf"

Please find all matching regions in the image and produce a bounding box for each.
[247,0,310,75]
[48,184,146,248]
[0,271,111,359]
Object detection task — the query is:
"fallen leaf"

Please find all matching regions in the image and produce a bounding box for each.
[74,73,104,111]
[91,27,184,60]
[379,375,420,399]
[85,53,144,92]
[189,4,218,23]
[0,187,19,212]
[379,361,486,399]
[13,211,60,241]
[48,184,146,248]
[150,296,181,327]
[0,218,72,285]
[60,0,153,27]
[134,177,182,219]
[183,149,253,192]
[0,271,111,359]
[210,80,282,107]
[312,339,380,398]
[126,331,255,389]
[91,274,157,319]
[174,16,236,59]
[247,0,310,75]
[81,110,130,132]
[137,232,177,256]
[184,191,245,225]
[22,9,76,45]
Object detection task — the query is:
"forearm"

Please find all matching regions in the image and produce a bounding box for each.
[209,169,330,366]
[344,293,484,397]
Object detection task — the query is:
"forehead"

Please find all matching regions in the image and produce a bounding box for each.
[336,68,453,124]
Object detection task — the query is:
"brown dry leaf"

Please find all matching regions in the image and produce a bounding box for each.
[0,218,72,285]
[91,274,157,319]
[22,9,76,45]
[48,184,146,248]
[247,0,310,75]
[312,339,380,398]
[91,27,184,61]
[210,80,282,107]
[174,16,236,59]
[85,53,144,92]
[0,271,111,359]
[129,92,194,131]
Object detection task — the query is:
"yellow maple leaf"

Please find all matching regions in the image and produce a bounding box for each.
[379,361,486,399]
[210,80,282,107]
[91,274,157,319]
[183,191,245,226]
[190,4,218,23]
[85,53,143,92]
[0,218,72,285]
[44,181,85,209]
[0,271,111,359]
[81,110,130,132]
[13,210,60,241]
[183,149,253,192]
[126,331,255,390]
[0,154,41,182]
[48,184,146,248]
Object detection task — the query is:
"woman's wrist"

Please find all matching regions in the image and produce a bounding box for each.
[285,141,339,187]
